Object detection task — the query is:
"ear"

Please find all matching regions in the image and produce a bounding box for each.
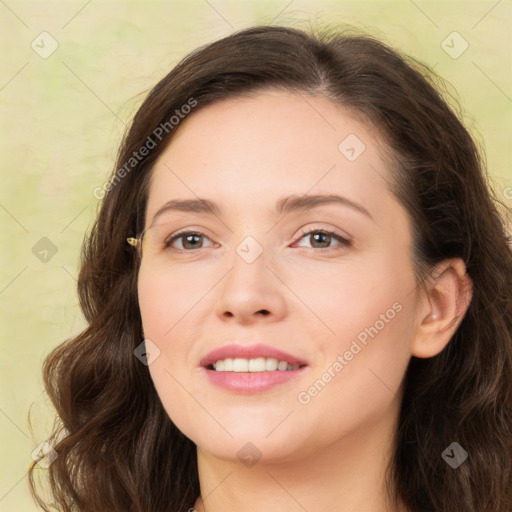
[411,258,473,358]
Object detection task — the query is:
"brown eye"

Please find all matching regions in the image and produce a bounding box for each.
[165,231,213,250]
[294,229,351,250]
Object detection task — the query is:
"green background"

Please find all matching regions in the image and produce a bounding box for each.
[1,0,511,509]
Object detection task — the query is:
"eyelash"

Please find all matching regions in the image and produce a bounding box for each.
[165,227,352,252]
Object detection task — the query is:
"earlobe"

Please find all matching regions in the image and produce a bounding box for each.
[411,258,473,359]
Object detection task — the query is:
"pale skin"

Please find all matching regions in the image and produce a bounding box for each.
[136,90,473,512]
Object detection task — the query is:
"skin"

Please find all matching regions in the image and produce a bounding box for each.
[137,89,473,512]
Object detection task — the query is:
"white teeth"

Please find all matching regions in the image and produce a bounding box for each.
[277,360,288,371]
[232,358,248,372]
[248,357,266,372]
[212,357,301,372]
[265,358,278,371]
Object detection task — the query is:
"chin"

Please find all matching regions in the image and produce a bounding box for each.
[196,435,305,466]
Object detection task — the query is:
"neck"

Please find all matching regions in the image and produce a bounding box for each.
[193,411,407,512]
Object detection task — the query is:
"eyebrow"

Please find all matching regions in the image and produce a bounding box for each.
[150,194,373,225]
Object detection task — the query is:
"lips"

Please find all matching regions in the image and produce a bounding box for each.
[199,343,309,394]
[199,343,308,369]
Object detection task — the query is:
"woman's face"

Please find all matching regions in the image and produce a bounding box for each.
[138,90,421,463]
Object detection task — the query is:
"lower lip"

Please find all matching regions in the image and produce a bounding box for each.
[202,367,308,394]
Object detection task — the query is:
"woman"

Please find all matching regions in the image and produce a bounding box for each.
[28,25,512,512]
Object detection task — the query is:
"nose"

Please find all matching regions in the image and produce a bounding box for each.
[215,246,288,324]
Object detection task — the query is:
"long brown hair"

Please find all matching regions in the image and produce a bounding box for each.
[28,25,512,512]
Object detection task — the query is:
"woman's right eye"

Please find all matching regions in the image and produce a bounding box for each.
[164,231,214,251]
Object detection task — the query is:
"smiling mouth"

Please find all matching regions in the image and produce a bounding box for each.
[207,357,307,372]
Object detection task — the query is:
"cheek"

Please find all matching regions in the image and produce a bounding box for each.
[300,256,412,351]
[297,250,416,408]
[137,265,198,379]
[137,262,204,339]
[295,298,414,451]
[136,263,164,324]
[137,264,212,438]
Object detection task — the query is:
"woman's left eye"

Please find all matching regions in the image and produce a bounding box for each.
[293,229,351,250]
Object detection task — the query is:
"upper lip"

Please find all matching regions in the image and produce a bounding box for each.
[200,343,308,368]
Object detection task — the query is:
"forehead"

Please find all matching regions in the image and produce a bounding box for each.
[144,90,394,225]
